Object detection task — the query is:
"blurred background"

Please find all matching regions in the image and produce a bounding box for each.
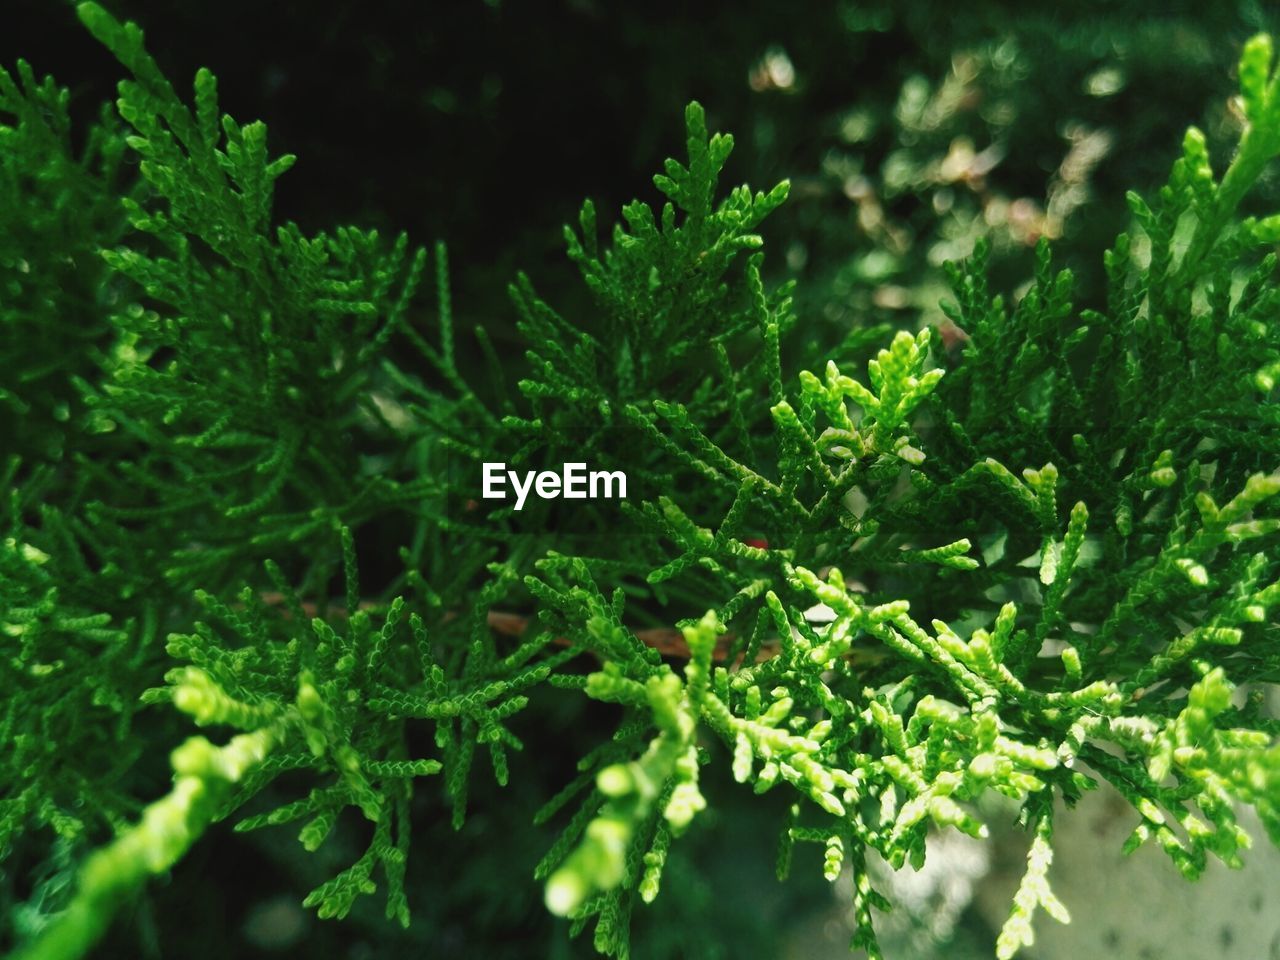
[8,0,1280,341]
[5,1,1280,957]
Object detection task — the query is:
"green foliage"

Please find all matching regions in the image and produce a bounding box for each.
[73,1,432,598]
[11,668,287,960]
[1,465,140,863]
[0,56,129,463]
[3,6,1280,960]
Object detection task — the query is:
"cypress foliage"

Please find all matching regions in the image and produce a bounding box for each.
[3,6,1279,959]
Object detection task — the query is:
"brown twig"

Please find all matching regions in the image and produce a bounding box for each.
[253,592,777,664]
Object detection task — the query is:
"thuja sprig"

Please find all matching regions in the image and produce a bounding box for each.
[543,612,718,919]
[71,2,435,600]
[5,12,1280,960]
[10,528,562,960]
[0,469,150,862]
[11,669,293,960]
[995,801,1068,960]
[0,58,130,465]
[518,35,1280,958]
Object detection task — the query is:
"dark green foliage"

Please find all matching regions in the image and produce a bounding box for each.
[1,463,140,863]
[3,6,1280,960]
[71,4,434,599]
[0,57,129,463]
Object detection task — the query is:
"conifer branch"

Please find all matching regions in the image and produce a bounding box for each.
[4,13,1280,960]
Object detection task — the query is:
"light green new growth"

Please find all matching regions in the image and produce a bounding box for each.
[12,670,288,960]
[544,612,718,919]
